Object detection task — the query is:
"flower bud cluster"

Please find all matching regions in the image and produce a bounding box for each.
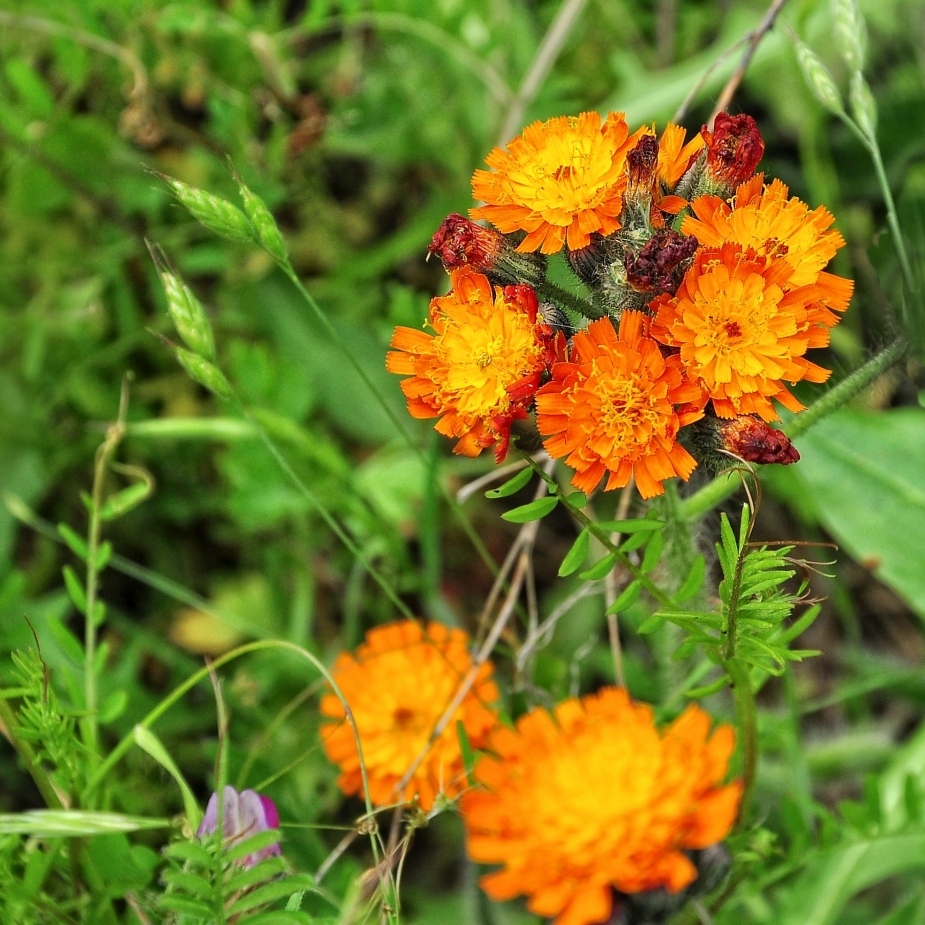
[389,110,852,497]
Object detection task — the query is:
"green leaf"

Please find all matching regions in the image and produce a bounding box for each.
[94,540,113,571]
[156,894,215,917]
[485,466,532,498]
[99,482,153,521]
[675,555,706,603]
[776,830,925,925]
[226,877,314,915]
[62,565,87,614]
[225,829,283,865]
[0,811,170,837]
[501,496,558,523]
[637,614,666,635]
[788,409,925,619]
[163,841,213,867]
[579,553,616,580]
[558,529,590,577]
[606,581,642,614]
[133,726,203,830]
[57,523,88,560]
[640,529,664,574]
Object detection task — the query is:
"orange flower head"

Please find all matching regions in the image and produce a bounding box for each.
[386,267,558,461]
[471,112,644,254]
[535,312,703,499]
[320,620,499,811]
[461,688,741,925]
[657,122,706,189]
[650,245,834,421]
[683,175,854,310]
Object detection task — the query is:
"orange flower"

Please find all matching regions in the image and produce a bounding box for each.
[535,312,703,499]
[682,175,854,310]
[656,122,705,189]
[650,244,834,421]
[386,267,558,461]
[461,688,741,925]
[471,112,644,254]
[320,620,499,811]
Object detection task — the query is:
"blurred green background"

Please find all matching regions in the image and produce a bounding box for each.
[1,0,925,922]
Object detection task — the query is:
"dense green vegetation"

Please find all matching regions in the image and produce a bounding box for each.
[1,0,924,922]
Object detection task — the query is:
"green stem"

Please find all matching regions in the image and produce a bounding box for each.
[82,382,130,760]
[726,658,758,822]
[680,337,906,519]
[838,112,915,293]
[536,279,601,319]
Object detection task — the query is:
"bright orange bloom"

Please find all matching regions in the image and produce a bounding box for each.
[535,312,703,499]
[320,620,499,811]
[657,122,705,188]
[386,267,558,461]
[650,245,835,421]
[682,175,854,310]
[461,688,741,925]
[471,112,644,254]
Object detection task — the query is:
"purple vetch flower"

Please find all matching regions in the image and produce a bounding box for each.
[197,786,282,868]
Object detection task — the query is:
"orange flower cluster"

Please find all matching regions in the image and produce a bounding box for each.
[320,620,498,811]
[388,110,852,495]
[320,630,740,921]
[461,688,741,925]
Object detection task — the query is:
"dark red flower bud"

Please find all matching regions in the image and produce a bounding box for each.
[718,415,799,465]
[624,229,698,296]
[428,214,547,288]
[627,133,659,189]
[701,112,765,191]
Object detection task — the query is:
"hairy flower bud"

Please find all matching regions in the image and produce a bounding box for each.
[699,112,765,196]
[625,229,698,296]
[163,178,254,242]
[428,214,547,288]
[626,133,659,191]
[691,414,799,472]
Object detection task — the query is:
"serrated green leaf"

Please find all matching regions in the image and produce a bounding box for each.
[501,496,558,523]
[558,529,590,577]
[485,466,532,498]
[579,553,615,580]
[606,581,642,614]
[675,555,706,603]
[62,565,87,614]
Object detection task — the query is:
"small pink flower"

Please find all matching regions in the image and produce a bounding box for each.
[197,786,281,868]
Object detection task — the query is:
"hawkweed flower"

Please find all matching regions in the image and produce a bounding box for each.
[471,112,644,254]
[535,312,703,498]
[650,244,833,421]
[461,688,741,925]
[386,267,559,461]
[320,620,499,811]
[689,414,800,473]
[623,228,699,296]
[427,214,547,289]
[197,786,281,868]
[682,174,854,310]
